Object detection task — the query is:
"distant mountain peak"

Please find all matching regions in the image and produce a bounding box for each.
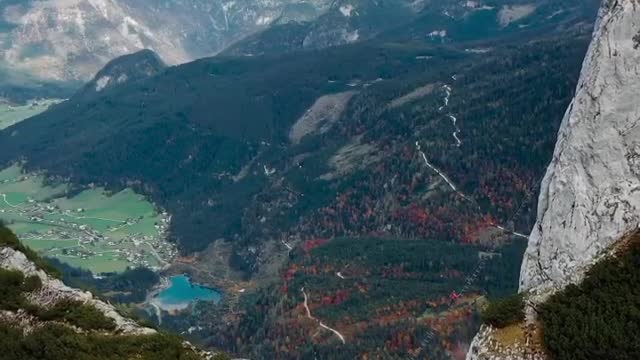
[0,0,337,82]
[81,49,166,95]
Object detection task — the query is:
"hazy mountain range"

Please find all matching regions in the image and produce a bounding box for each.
[0,0,588,85]
[0,0,417,82]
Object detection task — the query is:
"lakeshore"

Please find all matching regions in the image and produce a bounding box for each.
[148,275,222,316]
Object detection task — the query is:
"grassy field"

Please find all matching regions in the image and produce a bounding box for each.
[25,239,78,251]
[0,165,176,274]
[0,99,63,130]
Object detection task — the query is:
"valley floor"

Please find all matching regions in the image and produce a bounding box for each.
[0,164,176,273]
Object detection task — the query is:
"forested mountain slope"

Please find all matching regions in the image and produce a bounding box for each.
[0,2,603,358]
[78,49,167,96]
[170,32,598,359]
[1,40,457,253]
[0,10,596,257]
[226,0,598,56]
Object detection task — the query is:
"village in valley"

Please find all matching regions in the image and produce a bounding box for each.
[0,164,177,274]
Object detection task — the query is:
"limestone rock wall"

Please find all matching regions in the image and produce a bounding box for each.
[468,1,640,358]
[520,0,640,297]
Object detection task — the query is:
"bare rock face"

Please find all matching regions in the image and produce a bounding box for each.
[519,0,640,297]
[289,91,357,144]
[468,0,640,358]
[0,247,155,335]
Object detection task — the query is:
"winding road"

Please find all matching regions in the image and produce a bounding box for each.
[438,85,452,111]
[492,224,528,239]
[416,77,534,240]
[448,115,462,147]
[438,83,462,147]
[1,194,18,208]
[417,141,529,239]
[301,287,346,344]
[416,141,470,202]
[281,239,293,251]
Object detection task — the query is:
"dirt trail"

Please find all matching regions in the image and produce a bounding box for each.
[1,194,18,208]
[301,287,346,344]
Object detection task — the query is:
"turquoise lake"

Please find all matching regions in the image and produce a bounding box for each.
[153,275,222,310]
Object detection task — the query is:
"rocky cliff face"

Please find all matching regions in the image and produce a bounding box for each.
[0,246,155,335]
[468,0,640,358]
[518,0,640,297]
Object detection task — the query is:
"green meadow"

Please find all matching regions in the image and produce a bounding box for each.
[0,165,175,274]
[0,99,63,130]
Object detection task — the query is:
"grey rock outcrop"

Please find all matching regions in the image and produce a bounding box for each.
[0,247,155,335]
[520,0,640,297]
[468,0,640,358]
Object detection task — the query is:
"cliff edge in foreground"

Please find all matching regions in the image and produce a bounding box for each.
[0,224,225,359]
[519,0,640,298]
[468,0,640,358]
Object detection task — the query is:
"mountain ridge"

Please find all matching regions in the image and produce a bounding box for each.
[0,0,336,82]
[1,0,598,86]
[78,48,166,96]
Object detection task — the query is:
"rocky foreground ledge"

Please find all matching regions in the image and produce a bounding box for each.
[0,246,155,335]
[0,243,232,359]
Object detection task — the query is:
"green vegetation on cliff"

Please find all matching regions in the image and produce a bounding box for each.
[0,323,202,360]
[481,293,524,328]
[0,225,208,359]
[539,237,640,360]
[0,223,60,277]
[0,268,41,311]
[32,299,117,331]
